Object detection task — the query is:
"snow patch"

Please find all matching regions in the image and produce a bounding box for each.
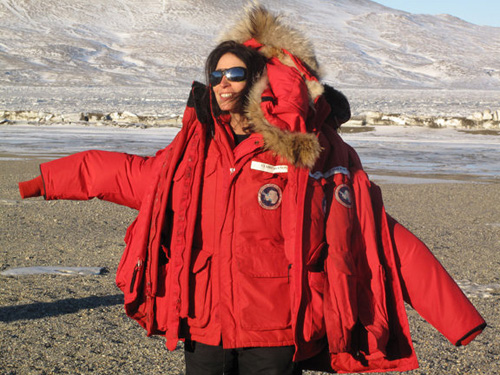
[0,266,106,276]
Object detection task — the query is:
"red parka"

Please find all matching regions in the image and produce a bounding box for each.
[31,5,486,373]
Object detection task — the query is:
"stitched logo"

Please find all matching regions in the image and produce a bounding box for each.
[335,184,353,208]
[258,184,283,210]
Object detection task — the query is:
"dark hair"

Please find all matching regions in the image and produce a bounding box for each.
[205,41,267,117]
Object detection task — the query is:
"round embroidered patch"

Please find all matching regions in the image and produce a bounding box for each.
[335,184,353,208]
[258,184,283,210]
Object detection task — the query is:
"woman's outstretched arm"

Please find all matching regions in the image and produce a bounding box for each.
[18,147,170,210]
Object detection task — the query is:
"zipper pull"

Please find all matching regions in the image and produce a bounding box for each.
[129,259,143,293]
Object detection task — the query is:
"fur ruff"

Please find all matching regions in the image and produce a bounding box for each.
[220,3,324,169]
[220,3,320,76]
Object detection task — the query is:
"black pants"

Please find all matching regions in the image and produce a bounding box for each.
[184,341,302,375]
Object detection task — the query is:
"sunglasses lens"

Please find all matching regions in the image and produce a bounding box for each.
[225,67,247,82]
[209,71,223,85]
[210,67,247,86]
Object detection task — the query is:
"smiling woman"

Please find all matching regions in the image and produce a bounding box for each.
[213,55,248,129]
[204,40,267,136]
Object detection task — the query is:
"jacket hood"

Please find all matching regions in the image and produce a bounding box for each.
[219,3,325,169]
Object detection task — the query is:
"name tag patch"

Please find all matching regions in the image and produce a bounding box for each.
[258,184,282,210]
[251,161,288,174]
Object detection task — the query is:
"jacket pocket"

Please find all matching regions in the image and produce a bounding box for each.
[356,264,390,355]
[187,249,213,328]
[236,248,291,330]
[116,219,145,300]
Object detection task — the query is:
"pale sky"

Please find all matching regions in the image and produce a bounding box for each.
[375,0,500,27]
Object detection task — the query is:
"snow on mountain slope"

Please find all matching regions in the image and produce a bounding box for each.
[0,0,498,108]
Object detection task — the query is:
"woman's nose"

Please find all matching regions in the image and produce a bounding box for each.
[220,75,230,87]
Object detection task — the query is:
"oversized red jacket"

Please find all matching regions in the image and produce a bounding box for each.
[33,5,486,373]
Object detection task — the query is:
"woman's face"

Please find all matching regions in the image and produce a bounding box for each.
[213,53,247,114]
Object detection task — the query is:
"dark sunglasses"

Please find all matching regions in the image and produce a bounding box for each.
[209,67,247,86]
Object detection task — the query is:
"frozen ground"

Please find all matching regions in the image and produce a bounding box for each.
[0,124,179,160]
[340,125,500,183]
[1,123,498,184]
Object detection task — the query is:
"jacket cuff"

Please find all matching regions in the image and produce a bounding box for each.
[456,322,487,346]
[18,175,45,198]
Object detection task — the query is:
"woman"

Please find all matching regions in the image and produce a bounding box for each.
[18,5,485,375]
[176,41,301,373]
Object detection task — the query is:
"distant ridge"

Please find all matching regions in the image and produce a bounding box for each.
[0,0,499,90]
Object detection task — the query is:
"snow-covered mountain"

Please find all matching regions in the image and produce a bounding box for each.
[0,0,499,104]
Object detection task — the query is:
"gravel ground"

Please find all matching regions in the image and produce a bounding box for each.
[1,158,498,374]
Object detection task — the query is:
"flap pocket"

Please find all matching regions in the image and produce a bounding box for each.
[237,249,289,278]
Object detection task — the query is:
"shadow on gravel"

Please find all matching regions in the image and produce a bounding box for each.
[0,294,124,322]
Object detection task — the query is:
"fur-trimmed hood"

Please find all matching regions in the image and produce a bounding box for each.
[220,3,321,78]
[219,3,326,169]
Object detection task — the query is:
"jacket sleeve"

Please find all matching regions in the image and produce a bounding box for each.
[40,147,170,210]
[387,215,486,346]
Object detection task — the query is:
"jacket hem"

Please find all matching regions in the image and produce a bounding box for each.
[221,339,295,350]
